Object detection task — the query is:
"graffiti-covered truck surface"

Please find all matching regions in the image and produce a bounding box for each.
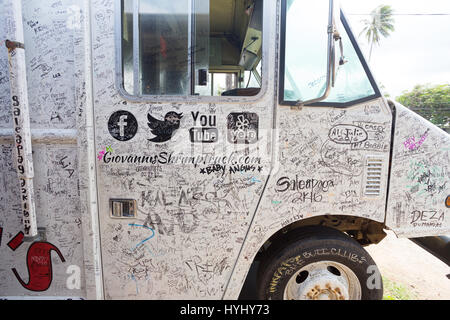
[0,0,448,300]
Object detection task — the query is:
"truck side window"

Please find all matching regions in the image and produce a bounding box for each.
[280,0,380,106]
[120,0,263,98]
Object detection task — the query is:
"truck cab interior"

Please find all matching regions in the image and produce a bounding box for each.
[209,0,262,96]
[121,0,263,97]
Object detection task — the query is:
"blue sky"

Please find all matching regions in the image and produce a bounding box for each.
[340,0,450,98]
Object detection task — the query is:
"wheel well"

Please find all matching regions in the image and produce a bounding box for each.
[238,216,386,299]
[255,215,386,262]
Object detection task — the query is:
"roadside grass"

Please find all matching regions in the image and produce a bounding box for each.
[382,276,418,300]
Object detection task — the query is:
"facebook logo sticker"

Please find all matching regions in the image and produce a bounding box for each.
[118,115,128,137]
[108,110,138,141]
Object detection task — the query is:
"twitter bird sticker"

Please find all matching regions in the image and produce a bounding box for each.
[147,112,183,143]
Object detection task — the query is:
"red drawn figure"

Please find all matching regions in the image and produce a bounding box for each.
[7,231,24,251]
[12,242,65,292]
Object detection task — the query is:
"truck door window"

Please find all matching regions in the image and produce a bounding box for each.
[120,0,263,98]
[279,0,380,106]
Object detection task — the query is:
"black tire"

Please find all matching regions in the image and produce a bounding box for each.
[257,226,383,300]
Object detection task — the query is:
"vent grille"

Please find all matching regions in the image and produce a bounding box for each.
[364,158,383,196]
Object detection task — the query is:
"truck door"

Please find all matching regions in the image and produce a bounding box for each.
[225,0,396,298]
[91,0,274,299]
[267,1,394,232]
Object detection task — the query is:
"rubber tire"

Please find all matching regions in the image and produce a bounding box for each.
[256,226,383,300]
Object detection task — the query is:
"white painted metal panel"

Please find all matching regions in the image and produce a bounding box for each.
[0,0,86,298]
[91,0,275,299]
[224,98,393,298]
[386,102,450,238]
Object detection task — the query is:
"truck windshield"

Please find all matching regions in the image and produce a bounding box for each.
[280,0,380,106]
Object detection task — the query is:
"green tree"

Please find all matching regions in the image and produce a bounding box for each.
[360,5,395,62]
[396,84,450,130]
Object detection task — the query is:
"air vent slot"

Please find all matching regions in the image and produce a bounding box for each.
[364,158,383,196]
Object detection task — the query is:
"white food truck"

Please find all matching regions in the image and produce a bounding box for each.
[0,0,448,300]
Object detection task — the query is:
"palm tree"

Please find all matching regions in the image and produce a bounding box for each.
[360,5,395,62]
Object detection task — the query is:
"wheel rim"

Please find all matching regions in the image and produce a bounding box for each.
[283,261,362,300]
